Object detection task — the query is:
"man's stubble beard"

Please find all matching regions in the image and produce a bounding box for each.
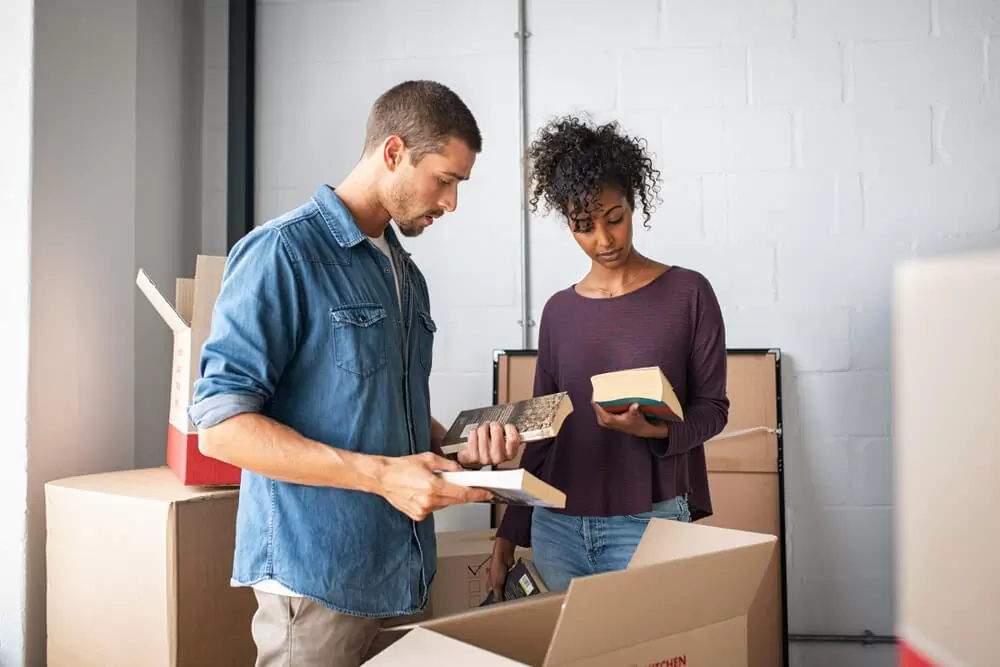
[396,221,425,238]
[386,179,423,238]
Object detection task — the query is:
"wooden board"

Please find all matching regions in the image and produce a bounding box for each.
[489,348,787,667]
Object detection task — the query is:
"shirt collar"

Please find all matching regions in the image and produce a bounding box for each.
[312,185,365,248]
[312,185,413,258]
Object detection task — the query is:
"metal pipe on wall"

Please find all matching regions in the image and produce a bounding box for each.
[789,631,897,646]
[515,0,532,348]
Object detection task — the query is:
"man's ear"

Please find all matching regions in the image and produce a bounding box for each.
[383,135,407,172]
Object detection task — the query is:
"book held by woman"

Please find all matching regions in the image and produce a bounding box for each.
[590,366,685,421]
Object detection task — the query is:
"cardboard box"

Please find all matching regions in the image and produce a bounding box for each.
[893,250,1000,666]
[137,255,240,485]
[364,529,534,661]
[433,530,533,616]
[701,351,785,667]
[365,519,777,666]
[45,467,256,666]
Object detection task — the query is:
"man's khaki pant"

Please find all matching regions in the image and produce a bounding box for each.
[252,590,382,667]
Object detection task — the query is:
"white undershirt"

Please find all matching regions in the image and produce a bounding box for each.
[242,232,402,600]
[368,231,402,310]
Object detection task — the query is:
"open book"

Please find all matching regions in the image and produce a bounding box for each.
[437,469,566,508]
[591,366,685,421]
[439,392,573,456]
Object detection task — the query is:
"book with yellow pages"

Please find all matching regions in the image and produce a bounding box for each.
[439,392,573,456]
[590,366,685,421]
[437,469,566,508]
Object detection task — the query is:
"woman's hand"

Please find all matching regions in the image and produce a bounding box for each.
[486,538,517,602]
[592,402,670,439]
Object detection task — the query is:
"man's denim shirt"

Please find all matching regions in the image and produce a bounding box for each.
[188,185,439,617]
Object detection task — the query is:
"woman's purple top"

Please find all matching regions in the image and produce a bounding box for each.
[496,266,730,547]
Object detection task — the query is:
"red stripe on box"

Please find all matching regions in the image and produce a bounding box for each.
[900,640,937,667]
[167,422,242,486]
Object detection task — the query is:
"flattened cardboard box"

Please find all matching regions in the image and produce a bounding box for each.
[137,255,241,485]
[366,520,776,666]
[45,467,255,667]
[894,250,1000,667]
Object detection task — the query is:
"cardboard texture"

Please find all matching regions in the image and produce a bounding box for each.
[363,530,534,661]
[366,520,777,666]
[490,349,786,667]
[894,250,1000,667]
[432,530,533,616]
[45,467,255,666]
[137,255,241,485]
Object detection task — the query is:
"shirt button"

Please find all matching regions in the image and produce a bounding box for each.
[384,268,390,273]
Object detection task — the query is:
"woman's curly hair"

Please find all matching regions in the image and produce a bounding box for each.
[527,115,662,231]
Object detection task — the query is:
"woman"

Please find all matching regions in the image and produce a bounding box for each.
[489,115,729,599]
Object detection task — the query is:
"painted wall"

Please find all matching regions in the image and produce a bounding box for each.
[0,1,34,662]
[3,1,206,663]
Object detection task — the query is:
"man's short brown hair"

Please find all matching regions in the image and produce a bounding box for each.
[363,80,482,162]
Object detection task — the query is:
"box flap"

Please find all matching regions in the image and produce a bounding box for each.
[627,514,777,567]
[176,277,195,324]
[364,628,529,666]
[44,467,238,503]
[137,269,189,333]
[404,591,566,666]
[543,519,776,666]
[191,255,226,329]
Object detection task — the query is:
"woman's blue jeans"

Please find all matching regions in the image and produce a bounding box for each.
[529,495,691,592]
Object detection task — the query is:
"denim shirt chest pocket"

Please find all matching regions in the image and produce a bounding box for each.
[330,303,388,376]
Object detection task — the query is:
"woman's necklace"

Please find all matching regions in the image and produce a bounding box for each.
[590,258,653,298]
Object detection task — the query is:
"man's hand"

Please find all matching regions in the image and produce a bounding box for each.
[486,537,517,602]
[369,452,493,522]
[592,402,670,439]
[456,422,522,468]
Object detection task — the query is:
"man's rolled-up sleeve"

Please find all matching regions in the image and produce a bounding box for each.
[188,227,302,429]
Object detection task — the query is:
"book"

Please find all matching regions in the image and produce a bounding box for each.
[590,366,685,421]
[479,558,549,605]
[439,392,573,456]
[436,469,566,508]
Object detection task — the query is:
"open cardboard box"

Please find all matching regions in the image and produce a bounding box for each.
[136,255,241,485]
[366,519,777,666]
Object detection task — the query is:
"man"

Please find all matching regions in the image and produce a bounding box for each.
[188,80,520,667]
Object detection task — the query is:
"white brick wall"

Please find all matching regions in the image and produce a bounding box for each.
[797,0,931,40]
[854,38,985,103]
[254,1,1000,664]
[751,42,843,104]
[662,0,795,44]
